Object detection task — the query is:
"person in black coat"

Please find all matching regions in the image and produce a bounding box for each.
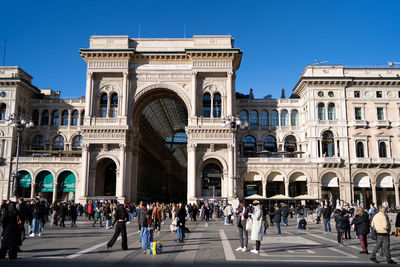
[281,204,289,226]
[69,203,77,227]
[273,205,282,236]
[0,202,22,259]
[107,204,129,250]
[351,207,370,254]
[334,209,346,245]
[177,203,187,243]
[395,210,400,235]
[59,203,67,227]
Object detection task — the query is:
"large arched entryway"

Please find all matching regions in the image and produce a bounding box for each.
[353,172,372,208]
[289,172,307,197]
[321,172,340,208]
[266,172,285,197]
[57,171,76,202]
[16,170,32,198]
[95,158,117,196]
[131,88,188,202]
[243,172,262,197]
[376,173,395,207]
[36,170,54,202]
[201,163,222,198]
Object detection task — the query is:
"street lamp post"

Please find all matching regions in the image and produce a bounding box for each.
[6,113,34,199]
[222,116,248,199]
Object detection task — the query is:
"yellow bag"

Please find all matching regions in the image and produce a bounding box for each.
[150,241,163,255]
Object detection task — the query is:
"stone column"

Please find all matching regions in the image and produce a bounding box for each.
[285,182,289,197]
[187,143,197,203]
[122,72,129,117]
[228,144,234,199]
[80,144,89,200]
[106,92,111,118]
[191,72,197,118]
[395,184,400,208]
[262,180,267,198]
[84,72,93,117]
[30,181,35,199]
[52,183,57,203]
[117,144,127,202]
[226,72,233,116]
[334,140,338,157]
[372,182,377,205]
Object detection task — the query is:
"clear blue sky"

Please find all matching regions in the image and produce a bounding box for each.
[1,0,399,99]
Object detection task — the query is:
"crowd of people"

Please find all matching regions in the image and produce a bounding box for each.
[0,197,399,264]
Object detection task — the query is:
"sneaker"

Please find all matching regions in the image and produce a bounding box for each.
[38,233,41,237]
[242,247,247,252]
[277,234,281,236]
[29,233,35,237]
[250,249,259,254]
[235,247,243,252]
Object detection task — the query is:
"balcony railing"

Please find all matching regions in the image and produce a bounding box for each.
[375,120,390,128]
[239,157,309,164]
[354,120,368,128]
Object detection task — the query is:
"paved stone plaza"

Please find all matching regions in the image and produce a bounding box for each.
[1,216,400,266]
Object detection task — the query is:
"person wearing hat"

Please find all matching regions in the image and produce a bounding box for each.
[250,200,263,254]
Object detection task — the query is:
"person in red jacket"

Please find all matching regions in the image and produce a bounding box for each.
[88,203,93,221]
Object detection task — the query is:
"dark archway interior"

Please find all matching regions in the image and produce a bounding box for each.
[134,91,188,202]
[95,159,116,196]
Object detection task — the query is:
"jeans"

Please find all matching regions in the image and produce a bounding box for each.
[177,226,183,240]
[224,216,228,224]
[32,218,42,234]
[106,219,112,229]
[276,222,281,235]
[371,234,391,261]
[128,213,132,223]
[324,218,331,232]
[238,223,248,248]
[283,216,288,225]
[140,226,147,240]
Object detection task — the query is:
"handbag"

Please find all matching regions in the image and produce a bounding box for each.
[371,228,377,240]
[246,218,253,231]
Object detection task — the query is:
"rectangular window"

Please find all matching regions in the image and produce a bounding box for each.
[376,91,382,98]
[377,107,384,120]
[355,107,362,120]
[354,91,360,98]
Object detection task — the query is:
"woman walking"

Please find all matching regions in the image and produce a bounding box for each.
[92,206,103,227]
[334,209,346,246]
[0,202,22,259]
[351,207,370,254]
[250,200,263,254]
[107,204,129,250]
[176,203,187,243]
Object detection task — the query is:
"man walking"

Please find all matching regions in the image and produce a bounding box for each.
[273,205,282,236]
[281,204,289,226]
[370,206,396,264]
[322,204,332,234]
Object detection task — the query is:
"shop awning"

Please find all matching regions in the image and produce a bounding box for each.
[245,194,267,200]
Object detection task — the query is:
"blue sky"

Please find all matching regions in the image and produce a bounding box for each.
[1,0,399,99]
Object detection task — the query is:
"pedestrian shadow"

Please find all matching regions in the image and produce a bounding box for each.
[24,248,77,253]
[161,248,198,254]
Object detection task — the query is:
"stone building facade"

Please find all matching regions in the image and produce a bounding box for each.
[0,35,399,208]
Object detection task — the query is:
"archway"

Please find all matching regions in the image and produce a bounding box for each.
[95,158,117,196]
[132,88,188,202]
[16,170,31,198]
[243,172,262,197]
[201,163,222,198]
[266,172,285,197]
[289,172,307,197]
[321,172,340,208]
[353,172,372,208]
[36,170,54,202]
[376,173,395,207]
[57,171,76,202]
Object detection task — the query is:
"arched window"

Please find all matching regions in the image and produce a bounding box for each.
[318,103,325,120]
[213,93,222,118]
[322,130,334,157]
[203,93,211,118]
[328,103,336,120]
[110,93,118,118]
[53,135,64,151]
[291,109,299,126]
[250,110,259,126]
[72,135,83,151]
[61,110,69,126]
[379,142,387,158]
[260,110,269,126]
[284,135,297,153]
[243,135,257,156]
[356,141,364,158]
[52,110,59,126]
[263,135,277,155]
[281,110,288,126]
[32,110,39,126]
[271,110,279,126]
[41,110,49,126]
[100,93,108,117]
[0,103,6,120]
[202,163,222,197]
[32,135,45,150]
[240,110,249,122]
[71,110,79,126]
[81,110,85,125]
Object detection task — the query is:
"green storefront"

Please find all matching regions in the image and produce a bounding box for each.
[57,171,76,201]
[36,171,54,201]
[17,171,31,198]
